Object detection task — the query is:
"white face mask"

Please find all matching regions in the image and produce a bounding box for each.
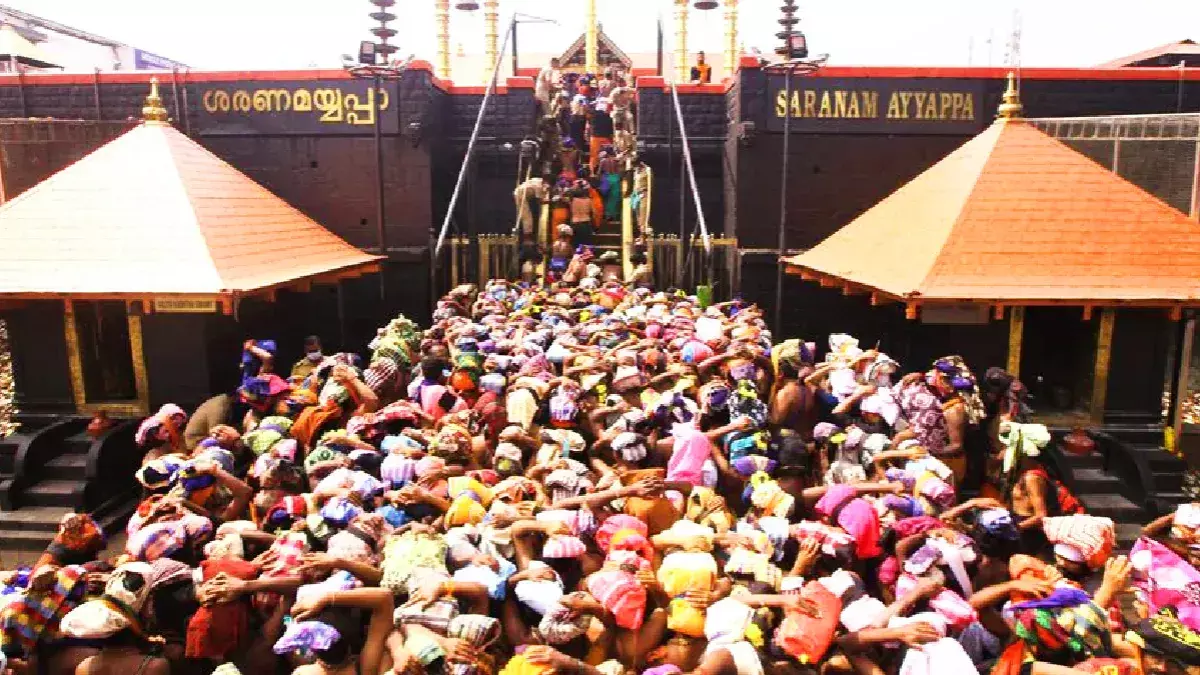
[306,351,324,363]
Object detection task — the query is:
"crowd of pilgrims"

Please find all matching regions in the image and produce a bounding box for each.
[3,276,1200,675]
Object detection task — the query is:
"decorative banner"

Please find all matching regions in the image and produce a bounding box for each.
[765,77,988,135]
[133,49,188,71]
[153,299,219,313]
[195,80,398,135]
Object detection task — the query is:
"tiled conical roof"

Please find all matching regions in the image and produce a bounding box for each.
[0,87,380,299]
[785,79,1200,307]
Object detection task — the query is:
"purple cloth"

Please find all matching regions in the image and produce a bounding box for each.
[273,620,341,654]
[1009,587,1092,612]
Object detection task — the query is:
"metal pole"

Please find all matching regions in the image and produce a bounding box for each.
[656,17,664,77]
[435,17,514,256]
[666,84,675,240]
[773,64,793,336]
[678,152,687,284]
[668,82,711,252]
[511,21,519,79]
[374,73,388,302]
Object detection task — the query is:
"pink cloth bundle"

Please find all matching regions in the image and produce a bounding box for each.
[666,423,712,486]
[790,521,856,557]
[895,574,978,631]
[587,568,647,630]
[1129,536,1200,631]
[815,486,882,559]
[595,515,647,552]
[543,535,588,559]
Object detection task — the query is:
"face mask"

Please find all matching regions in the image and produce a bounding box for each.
[875,375,892,387]
[306,351,324,363]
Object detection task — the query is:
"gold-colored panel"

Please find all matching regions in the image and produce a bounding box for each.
[1006,306,1024,378]
[63,300,86,411]
[1091,308,1116,424]
[63,301,151,417]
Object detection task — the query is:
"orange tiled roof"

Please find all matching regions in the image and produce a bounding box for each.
[1097,39,1199,68]
[784,117,1200,306]
[0,121,381,299]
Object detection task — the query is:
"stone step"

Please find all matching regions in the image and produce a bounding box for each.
[1154,471,1185,493]
[1057,451,1105,470]
[45,454,88,481]
[0,506,72,532]
[0,528,58,553]
[1128,445,1187,471]
[1078,492,1144,520]
[23,480,80,508]
[1152,491,1188,507]
[1070,467,1123,492]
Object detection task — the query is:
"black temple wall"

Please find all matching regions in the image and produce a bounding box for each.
[3,302,73,413]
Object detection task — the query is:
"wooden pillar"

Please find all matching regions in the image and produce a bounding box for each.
[723,0,739,78]
[127,310,150,415]
[585,0,599,73]
[673,0,689,82]
[622,187,634,281]
[1174,314,1196,454]
[1091,308,1116,424]
[1006,306,1024,378]
[484,0,499,71]
[63,300,85,412]
[478,235,490,287]
[435,0,451,80]
[63,300,150,416]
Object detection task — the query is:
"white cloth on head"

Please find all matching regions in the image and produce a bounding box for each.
[704,597,754,645]
[1053,543,1086,563]
[1176,503,1200,529]
[840,596,887,632]
[828,368,859,401]
[898,638,976,675]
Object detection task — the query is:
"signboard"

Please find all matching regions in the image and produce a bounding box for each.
[153,299,218,313]
[133,49,188,71]
[920,303,991,325]
[196,80,398,136]
[766,77,987,135]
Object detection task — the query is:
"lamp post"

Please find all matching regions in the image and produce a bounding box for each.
[347,0,413,304]
[768,0,826,336]
[510,13,558,77]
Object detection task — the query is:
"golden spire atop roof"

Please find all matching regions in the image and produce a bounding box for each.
[997,71,1024,121]
[142,77,169,125]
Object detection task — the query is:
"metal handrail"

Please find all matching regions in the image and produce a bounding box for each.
[667,81,711,254]
[434,16,515,257]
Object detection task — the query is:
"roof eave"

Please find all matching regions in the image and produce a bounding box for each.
[783,262,1200,311]
[0,259,383,303]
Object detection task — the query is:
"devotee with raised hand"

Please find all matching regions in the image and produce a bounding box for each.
[32,245,1198,675]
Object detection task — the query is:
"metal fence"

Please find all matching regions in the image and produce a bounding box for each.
[444,233,743,301]
[1028,113,1200,217]
[647,236,741,299]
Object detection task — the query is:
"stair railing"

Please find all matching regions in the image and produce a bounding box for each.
[668,80,711,289]
[433,15,515,289]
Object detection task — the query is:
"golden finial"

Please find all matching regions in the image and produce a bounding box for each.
[997,71,1023,120]
[142,77,169,124]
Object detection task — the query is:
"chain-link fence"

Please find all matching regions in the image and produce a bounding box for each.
[1029,114,1200,424]
[1028,113,1199,217]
